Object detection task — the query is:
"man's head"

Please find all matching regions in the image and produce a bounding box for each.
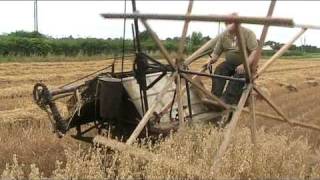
[225,12,238,33]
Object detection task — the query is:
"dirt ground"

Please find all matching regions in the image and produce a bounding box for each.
[0,57,320,177]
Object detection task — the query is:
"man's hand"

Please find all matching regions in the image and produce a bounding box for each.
[206,58,217,70]
[236,64,245,74]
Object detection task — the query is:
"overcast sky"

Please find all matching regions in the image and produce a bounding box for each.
[0,1,320,46]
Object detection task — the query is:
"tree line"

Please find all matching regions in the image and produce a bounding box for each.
[0,30,319,58]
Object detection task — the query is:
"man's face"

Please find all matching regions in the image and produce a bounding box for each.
[225,22,236,33]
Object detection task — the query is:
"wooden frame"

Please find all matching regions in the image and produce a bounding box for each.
[99,0,320,171]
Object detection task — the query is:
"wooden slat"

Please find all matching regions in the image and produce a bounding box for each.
[177,0,193,61]
[181,73,230,110]
[126,73,177,145]
[235,24,251,80]
[256,28,307,77]
[251,0,276,73]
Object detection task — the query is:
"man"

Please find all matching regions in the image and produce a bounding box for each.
[207,13,258,105]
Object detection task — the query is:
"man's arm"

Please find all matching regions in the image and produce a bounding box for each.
[206,37,223,69]
[235,30,259,74]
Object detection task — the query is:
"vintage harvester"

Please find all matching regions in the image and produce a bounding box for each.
[33,0,320,168]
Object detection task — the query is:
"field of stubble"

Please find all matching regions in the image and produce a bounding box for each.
[1,58,320,179]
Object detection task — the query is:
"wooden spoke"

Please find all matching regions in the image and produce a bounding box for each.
[253,85,292,124]
[156,67,207,117]
[259,0,276,47]
[211,84,253,169]
[177,0,194,61]
[126,73,177,145]
[251,0,277,73]
[256,28,307,77]
[235,24,252,80]
[181,73,230,110]
[140,18,176,68]
[184,24,235,66]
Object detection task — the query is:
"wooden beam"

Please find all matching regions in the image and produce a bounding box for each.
[140,18,176,68]
[181,73,230,110]
[256,28,307,77]
[295,24,320,30]
[235,24,251,80]
[94,135,203,177]
[211,84,252,169]
[126,73,177,145]
[259,0,276,48]
[101,13,294,27]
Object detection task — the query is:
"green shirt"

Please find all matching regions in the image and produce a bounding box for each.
[212,26,258,59]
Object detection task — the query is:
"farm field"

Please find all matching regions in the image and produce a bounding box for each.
[0,57,320,179]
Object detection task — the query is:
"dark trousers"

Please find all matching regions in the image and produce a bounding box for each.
[212,53,246,105]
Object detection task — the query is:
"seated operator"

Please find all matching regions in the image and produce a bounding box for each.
[206,13,258,105]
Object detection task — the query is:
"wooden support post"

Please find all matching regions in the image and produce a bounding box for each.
[242,109,320,132]
[253,85,292,124]
[140,18,176,68]
[211,84,252,170]
[181,73,230,110]
[126,73,177,145]
[256,28,307,77]
[235,24,251,80]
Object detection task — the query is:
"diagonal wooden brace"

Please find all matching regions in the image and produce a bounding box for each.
[126,72,177,145]
[177,0,193,61]
[180,73,230,110]
[140,18,176,68]
[253,85,292,124]
[255,28,307,77]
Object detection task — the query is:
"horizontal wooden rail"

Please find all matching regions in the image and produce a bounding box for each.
[101,12,294,27]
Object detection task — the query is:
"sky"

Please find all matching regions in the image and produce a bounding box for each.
[0,1,320,46]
